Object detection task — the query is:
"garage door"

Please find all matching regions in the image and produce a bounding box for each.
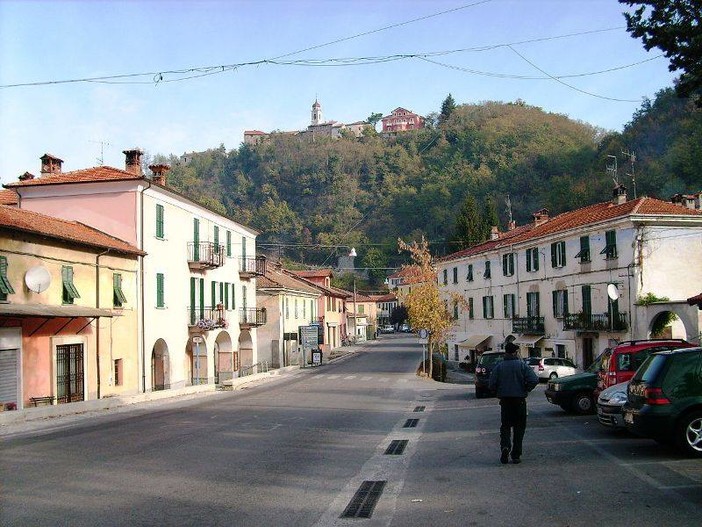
[0,348,19,405]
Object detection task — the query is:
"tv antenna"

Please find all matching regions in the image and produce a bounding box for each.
[90,140,111,165]
[606,155,618,186]
[622,149,637,198]
[505,195,513,224]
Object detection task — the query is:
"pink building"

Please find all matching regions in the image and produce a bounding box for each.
[381,107,425,133]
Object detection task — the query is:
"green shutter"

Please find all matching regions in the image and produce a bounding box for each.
[552,290,558,317]
[582,285,591,315]
[469,297,474,319]
[0,256,14,295]
[199,278,204,320]
[193,218,200,261]
[157,273,165,308]
[211,281,217,307]
[564,290,569,316]
[224,282,229,309]
[551,243,557,267]
[226,230,232,257]
[156,204,164,238]
[114,273,127,306]
[214,226,220,254]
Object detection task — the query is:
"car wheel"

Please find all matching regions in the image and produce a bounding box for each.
[549,372,558,380]
[571,392,594,415]
[676,410,702,458]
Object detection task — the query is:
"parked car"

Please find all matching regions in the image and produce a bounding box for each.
[379,325,395,334]
[526,356,579,381]
[474,350,505,399]
[596,381,629,429]
[597,339,695,394]
[623,347,702,457]
[545,353,604,414]
[399,323,411,333]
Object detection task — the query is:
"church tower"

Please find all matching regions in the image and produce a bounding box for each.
[311,99,323,126]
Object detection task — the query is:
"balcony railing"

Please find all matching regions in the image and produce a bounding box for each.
[512,316,545,335]
[239,307,267,328]
[187,305,228,330]
[187,242,225,270]
[238,255,267,278]
[563,312,628,332]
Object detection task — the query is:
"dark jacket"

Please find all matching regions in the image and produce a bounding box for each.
[489,355,539,398]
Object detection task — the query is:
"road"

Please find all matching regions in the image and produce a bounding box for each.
[1,334,700,526]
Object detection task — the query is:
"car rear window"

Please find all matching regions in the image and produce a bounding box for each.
[477,353,504,367]
[525,357,540,365]
[633,354,667,384]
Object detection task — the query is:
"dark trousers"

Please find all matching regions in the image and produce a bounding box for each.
[499,398,527,458]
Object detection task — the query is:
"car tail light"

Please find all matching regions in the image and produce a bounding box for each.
[538,363,544,371]
[644,387,670,405]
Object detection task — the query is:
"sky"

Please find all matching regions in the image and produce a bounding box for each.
[0,0,678,185]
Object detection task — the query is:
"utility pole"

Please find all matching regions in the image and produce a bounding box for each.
[622,149,637,198]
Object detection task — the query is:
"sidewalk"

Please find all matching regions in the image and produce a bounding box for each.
[0,339,373,433]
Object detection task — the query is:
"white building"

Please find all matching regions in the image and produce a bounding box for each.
[5,150,265,391]
[436,188,702,369]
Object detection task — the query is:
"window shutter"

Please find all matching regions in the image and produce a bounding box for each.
[226,230,232,257]
[231,284,236,309]
[211,281,217,307]
[224,283,229,309]
[533,250,539,271]
[582,285,591,315]
[0,256,15,295]
[156,204,164,238]
[214,226,220,254]
[552,290,558,317]
[157,273,165,308]
[193,219,200,261]
[189,277,196,315]
[564,290,569,315]
[551,243,557,268]
[526,250,532,272]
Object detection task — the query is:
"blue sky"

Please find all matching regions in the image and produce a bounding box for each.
[0,0,677,185]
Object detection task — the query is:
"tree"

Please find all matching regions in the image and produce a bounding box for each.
[439,93,457,124]
[620,0,702,104]
[481,196,500,240]
[452,194,483,250]
[367,112,384,130]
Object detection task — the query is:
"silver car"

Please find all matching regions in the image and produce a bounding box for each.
[526,357,579,381]
[597,381,629,429]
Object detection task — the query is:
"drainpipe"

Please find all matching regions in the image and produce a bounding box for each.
[95,248,111,400]
[140,179,152,393]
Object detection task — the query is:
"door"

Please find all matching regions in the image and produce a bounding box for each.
[56,343,84,403]
[0,348,19,409]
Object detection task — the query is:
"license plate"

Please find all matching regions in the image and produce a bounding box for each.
[624,412,634,424]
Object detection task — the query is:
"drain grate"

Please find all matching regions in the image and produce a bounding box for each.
[413,405,425,412]
[340,480,386,518]
[384,439,409,455]
[403,418,419,428]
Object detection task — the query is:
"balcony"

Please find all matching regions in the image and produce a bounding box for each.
[563,312,628,332]
[512,316,545,335]
[239,307,267,329]
[187,305,228,332]
[188,242,225,270]
[238,255,267,279]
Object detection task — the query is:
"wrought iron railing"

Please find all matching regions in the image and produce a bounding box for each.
[239,307,267,327]
[512,316,545,334]
[238,255,267,277]
[239,361,270,377]
[188,305,228,329]
[187,241,225,268]
[563,312,628,332]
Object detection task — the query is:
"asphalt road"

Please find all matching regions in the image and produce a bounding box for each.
[1,334,700,526]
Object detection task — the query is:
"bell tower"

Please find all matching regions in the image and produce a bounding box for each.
[311,98,322,126]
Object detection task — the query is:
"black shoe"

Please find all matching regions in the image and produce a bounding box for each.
[512,457,521,464]
[500,448,510,464]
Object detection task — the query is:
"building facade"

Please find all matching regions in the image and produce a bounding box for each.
[381,107,425,133]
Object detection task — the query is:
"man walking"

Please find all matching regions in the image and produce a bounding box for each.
[489,342,539,464]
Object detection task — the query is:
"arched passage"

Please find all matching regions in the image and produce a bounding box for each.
[185,337,208,386]
[239,330,253,369]
[151,339,170,391]
[644,303,700,342]
[215,331,234,383]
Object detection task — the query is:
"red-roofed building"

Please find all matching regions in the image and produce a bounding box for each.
[436,190,702,370]
[0,205,143,409]
[381,107,425,133]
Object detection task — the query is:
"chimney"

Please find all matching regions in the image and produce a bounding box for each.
[123,148,143,176]
[490,226,499,240]
[149,164,170,186]
[613,184,627,205]
[532,208,549,227]
[18,172,35,181]
[40,154,63,177]
[508,220,516,231]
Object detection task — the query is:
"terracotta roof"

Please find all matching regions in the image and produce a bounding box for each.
[257,267,320,294]
[294,269,334,278]
[5,166,141,188]
[369,293,397,302]
[440,197,702,263]
[244,130,266,135]
[0,205,144,255]
[0,189,18,205]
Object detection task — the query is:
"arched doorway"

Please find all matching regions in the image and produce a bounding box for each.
[644,303,699,342]
[239,330,253,370]
[214,331,234,383]
[151,339,170,391]
[185,337,208,385]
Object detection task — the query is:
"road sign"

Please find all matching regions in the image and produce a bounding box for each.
[418,329,429,340]
[300,325,319,350]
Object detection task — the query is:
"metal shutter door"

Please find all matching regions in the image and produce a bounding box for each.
[0,349,18,402]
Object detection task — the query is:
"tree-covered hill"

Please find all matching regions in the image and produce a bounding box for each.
[155,89,701,283]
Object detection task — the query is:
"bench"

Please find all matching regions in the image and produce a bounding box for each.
[30,396,55,407]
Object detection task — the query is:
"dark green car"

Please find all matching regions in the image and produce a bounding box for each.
[623,347,702,457]
[544,354,604,414]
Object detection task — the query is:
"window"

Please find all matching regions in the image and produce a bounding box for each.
[482,296,494,319]
[155,204,165,239]
[295,298,299,318]
[551,241,566,268]
[226,231,232,257]
[575,236,590,263]
[556,345,566,359]
[526,292,540,317]
[452,267,458,284]
[114,359,123,386]
[503,294,516,318]
[303,299,307,319]
[453,301,459,320]
[358,304,364,315]
[156,273,165,308]
[442,269,448,285]
[526,248,539,272]
[469,297,474,319]
[285,297,289,319]
[467,264,473,282]
[502,253,515,276]
[214,226,220,254]
[582,285,592,315]
[113,273,127,308]
[483,260,491,279]
[61,266,80,304]
[552,290,569,318]
[601,230,618,259]
[0,256,15,301]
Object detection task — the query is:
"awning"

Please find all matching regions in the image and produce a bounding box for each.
[457,334,491,348]
[513,335,544,346]
[0,304,118,318]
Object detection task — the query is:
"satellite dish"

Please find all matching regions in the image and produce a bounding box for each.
[25,265,51,293]
[607,283,620,301]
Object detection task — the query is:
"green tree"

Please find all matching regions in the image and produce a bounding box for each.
[367,112,383,129]
[620,0,702,104]
[439,93,457,125]
[452,194,483,250]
